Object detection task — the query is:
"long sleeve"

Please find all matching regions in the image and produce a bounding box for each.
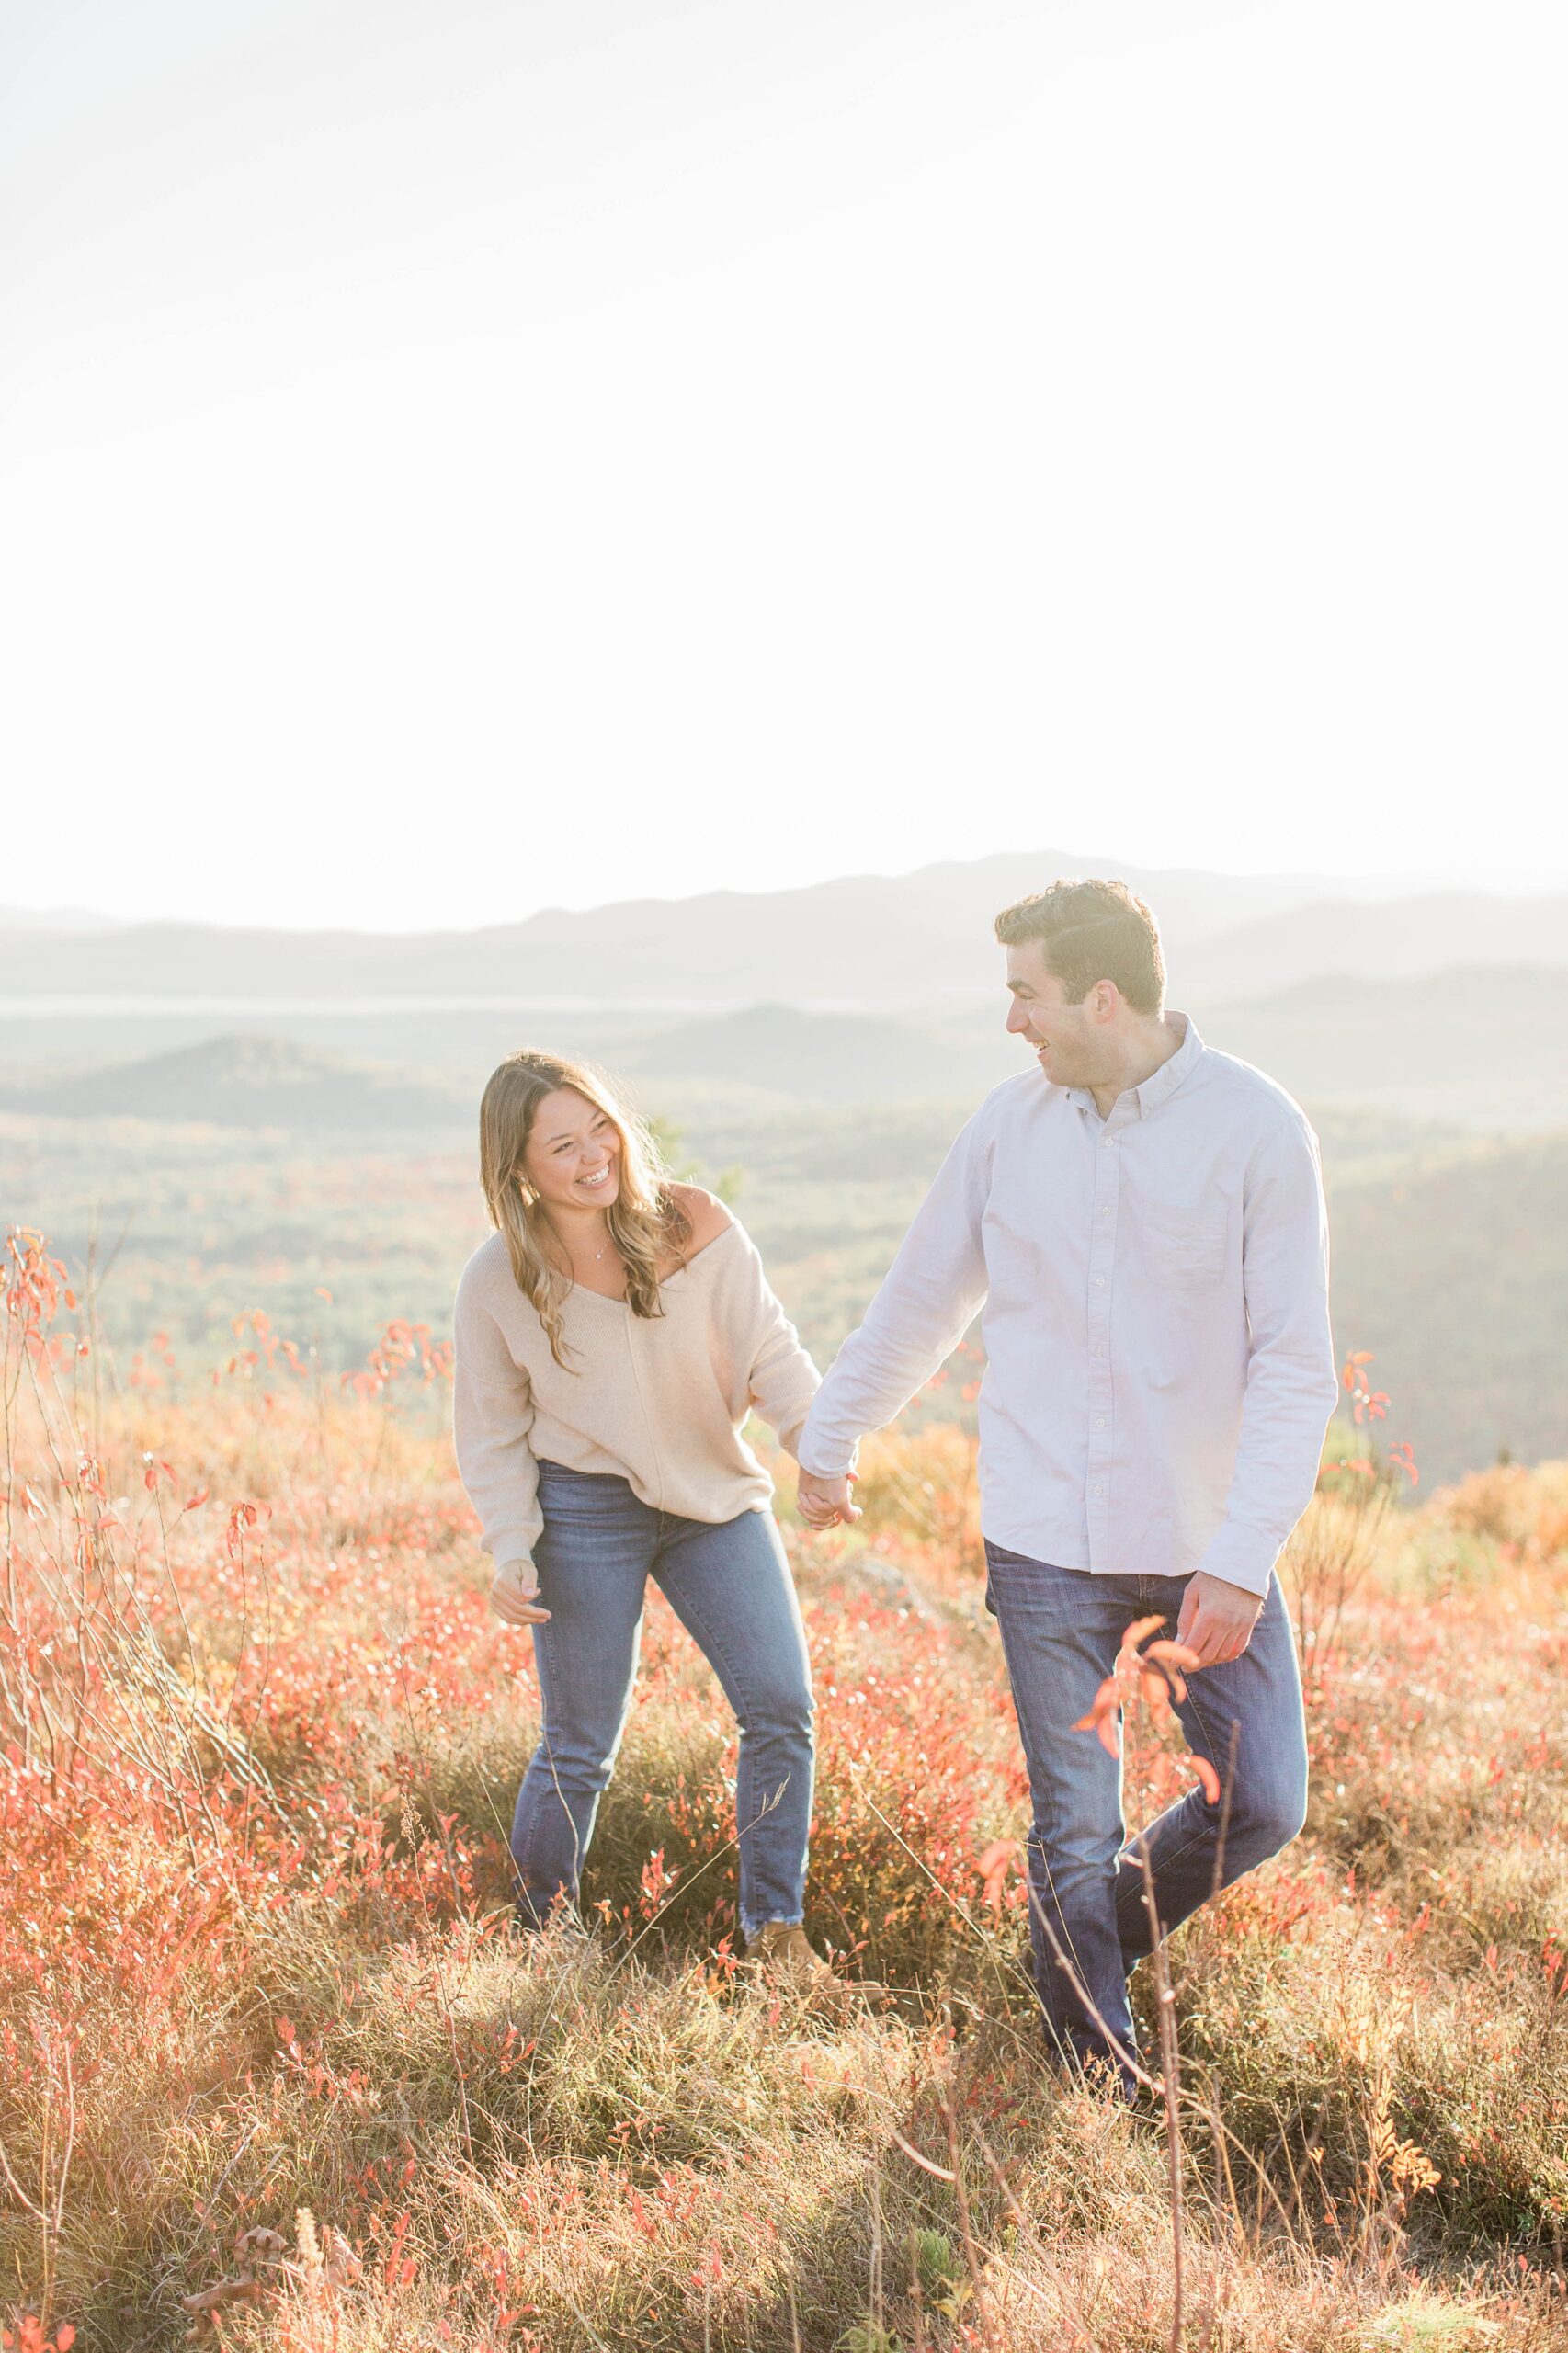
[1194,1110,1340,1597]
[797,1110,991,1478]
[452,1280,542,1565]
[737,1234,821,1459]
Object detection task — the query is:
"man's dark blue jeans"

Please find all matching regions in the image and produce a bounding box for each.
[983,1541,1309,2090]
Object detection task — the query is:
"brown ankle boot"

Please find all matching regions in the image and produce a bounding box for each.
[744,1922,881,2003]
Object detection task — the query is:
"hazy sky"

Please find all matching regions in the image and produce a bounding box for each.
[4,0,1563,930]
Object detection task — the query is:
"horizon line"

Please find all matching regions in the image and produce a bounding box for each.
[3,851,1560,941]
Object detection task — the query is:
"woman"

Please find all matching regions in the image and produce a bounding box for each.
[452,1047,836,1983]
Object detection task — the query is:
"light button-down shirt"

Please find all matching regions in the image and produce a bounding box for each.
[798,1015,1339,1597]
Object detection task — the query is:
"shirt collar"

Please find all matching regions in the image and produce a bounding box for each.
[1067,1009,1205,1122]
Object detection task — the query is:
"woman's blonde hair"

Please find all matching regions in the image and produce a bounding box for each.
[478,1050,690,1368]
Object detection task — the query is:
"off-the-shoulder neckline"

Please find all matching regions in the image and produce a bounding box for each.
[563,1216,743,1306]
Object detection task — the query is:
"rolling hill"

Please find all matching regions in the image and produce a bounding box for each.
[620,1004,1018,1104]
[1185,964,1568,1127]
[1326,1131,1568,1480]
[0,1033,471,1135]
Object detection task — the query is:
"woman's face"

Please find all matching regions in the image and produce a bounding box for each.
[519,1086,622,1215]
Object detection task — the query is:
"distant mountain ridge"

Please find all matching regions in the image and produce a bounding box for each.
[6,853,1558,1011]
[0,904,131,935]
[6,962,1563,1133]
[1181,893,1568,1001]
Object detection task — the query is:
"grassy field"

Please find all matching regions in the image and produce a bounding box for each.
[3,1230,1566,2350]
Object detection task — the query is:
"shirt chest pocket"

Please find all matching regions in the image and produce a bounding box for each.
[1139,1199,1229,1290]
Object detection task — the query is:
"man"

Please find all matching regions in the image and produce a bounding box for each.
[796,878,1338,2090]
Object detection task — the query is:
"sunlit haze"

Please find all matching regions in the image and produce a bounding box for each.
[5,0,1563,930]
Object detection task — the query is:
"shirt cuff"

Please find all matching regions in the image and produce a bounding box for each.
[1192,1523,1279,1601]
[795,1425,860,1480]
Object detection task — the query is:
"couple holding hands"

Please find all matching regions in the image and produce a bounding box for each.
[452,878,1338,2092]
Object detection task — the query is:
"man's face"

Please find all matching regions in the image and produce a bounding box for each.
[1005,939,1104,1086]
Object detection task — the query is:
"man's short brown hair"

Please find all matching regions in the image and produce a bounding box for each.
[994,878,1165,1017]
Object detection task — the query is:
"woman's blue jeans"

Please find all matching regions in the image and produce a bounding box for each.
[983,1542,1309,2089]
[512,1461,815,1941]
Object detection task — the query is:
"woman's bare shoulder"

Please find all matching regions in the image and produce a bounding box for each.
[666,1182,735,1254]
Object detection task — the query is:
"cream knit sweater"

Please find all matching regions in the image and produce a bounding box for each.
[451,1221,821,1567]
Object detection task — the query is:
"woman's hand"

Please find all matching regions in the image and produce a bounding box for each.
[490,1559,551,1625]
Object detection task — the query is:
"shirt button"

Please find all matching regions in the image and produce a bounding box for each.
[1094,1275,1106,1288]
[1096,1415,1107,1427]
[1091,1483,1104,1495]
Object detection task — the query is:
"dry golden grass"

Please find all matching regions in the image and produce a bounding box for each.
[3,1240,1566,2349]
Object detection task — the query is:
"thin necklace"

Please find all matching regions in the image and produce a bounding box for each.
[543,1216,608,1267]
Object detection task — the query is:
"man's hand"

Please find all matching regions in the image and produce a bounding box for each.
[1176,1571,1263,1668]
[490,1559,551,1626]
[797,1470,860,1529]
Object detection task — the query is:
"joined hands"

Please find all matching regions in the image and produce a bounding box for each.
[796,1469,861,1529]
